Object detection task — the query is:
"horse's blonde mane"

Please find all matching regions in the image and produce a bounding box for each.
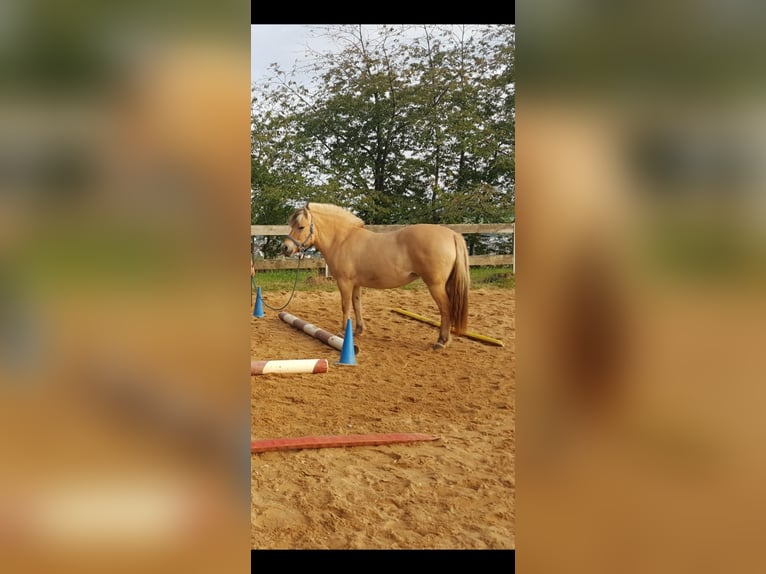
[307,203,365,228]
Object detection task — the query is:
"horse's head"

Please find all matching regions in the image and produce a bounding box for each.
[282,206,315,256]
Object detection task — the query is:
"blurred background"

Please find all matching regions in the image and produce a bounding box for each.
[0,1,250,572]
[5,0,766,568]
[517,1,766,572]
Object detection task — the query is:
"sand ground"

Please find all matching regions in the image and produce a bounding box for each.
[250,285,515,549]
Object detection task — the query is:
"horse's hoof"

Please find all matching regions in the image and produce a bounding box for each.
[433,342,445,351]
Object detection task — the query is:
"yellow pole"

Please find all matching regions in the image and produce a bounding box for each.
[391,308,504,347]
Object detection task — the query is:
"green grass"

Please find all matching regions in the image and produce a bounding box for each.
[253,265,514,292]
[469,266,516,288]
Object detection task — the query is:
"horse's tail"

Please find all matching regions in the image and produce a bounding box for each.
[447,232,470,334]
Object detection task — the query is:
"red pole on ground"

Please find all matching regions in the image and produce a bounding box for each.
[251,433,439,453]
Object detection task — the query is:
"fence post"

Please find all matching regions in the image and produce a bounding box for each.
[512,222,515,274]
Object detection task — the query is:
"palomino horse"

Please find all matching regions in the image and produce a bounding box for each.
[282,203,470,349]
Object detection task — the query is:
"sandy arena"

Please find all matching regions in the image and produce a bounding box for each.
[250,284,515,549]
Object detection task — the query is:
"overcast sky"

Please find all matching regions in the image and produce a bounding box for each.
[250,25,496,86]
[250,25,331,85]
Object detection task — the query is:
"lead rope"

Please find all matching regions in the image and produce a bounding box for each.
[259,215,314,311]
[260,254,305,312]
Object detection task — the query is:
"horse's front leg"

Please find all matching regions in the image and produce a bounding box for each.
[352,285,364,336]
[336,279,355,335]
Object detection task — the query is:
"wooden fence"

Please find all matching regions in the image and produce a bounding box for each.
[251,223,514,274]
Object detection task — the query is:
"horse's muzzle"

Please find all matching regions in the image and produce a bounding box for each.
[282,241,296,257]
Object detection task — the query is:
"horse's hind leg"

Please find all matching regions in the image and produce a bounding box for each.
[425,282,452,350]
[352,285,365,336]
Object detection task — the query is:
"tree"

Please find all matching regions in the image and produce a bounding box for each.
[251,25,515,243]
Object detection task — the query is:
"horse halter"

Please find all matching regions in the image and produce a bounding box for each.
[284,210,315,255]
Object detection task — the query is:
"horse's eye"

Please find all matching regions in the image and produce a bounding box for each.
[298,226,305,231]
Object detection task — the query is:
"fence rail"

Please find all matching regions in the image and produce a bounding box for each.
[252,223,514,236]
[253,254,514,271]
[252,223,514,273]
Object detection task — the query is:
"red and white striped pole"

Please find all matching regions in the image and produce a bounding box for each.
[278,311,359,354]
[250,359,328,375]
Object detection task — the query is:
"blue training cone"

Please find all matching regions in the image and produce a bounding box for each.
[336,318,357,366]
[253,286,265,318]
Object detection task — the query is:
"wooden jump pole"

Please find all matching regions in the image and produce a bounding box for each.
[390,308,505,347]
[278,311,359,354]
[251,433,439,453]
[251,359,329,375]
